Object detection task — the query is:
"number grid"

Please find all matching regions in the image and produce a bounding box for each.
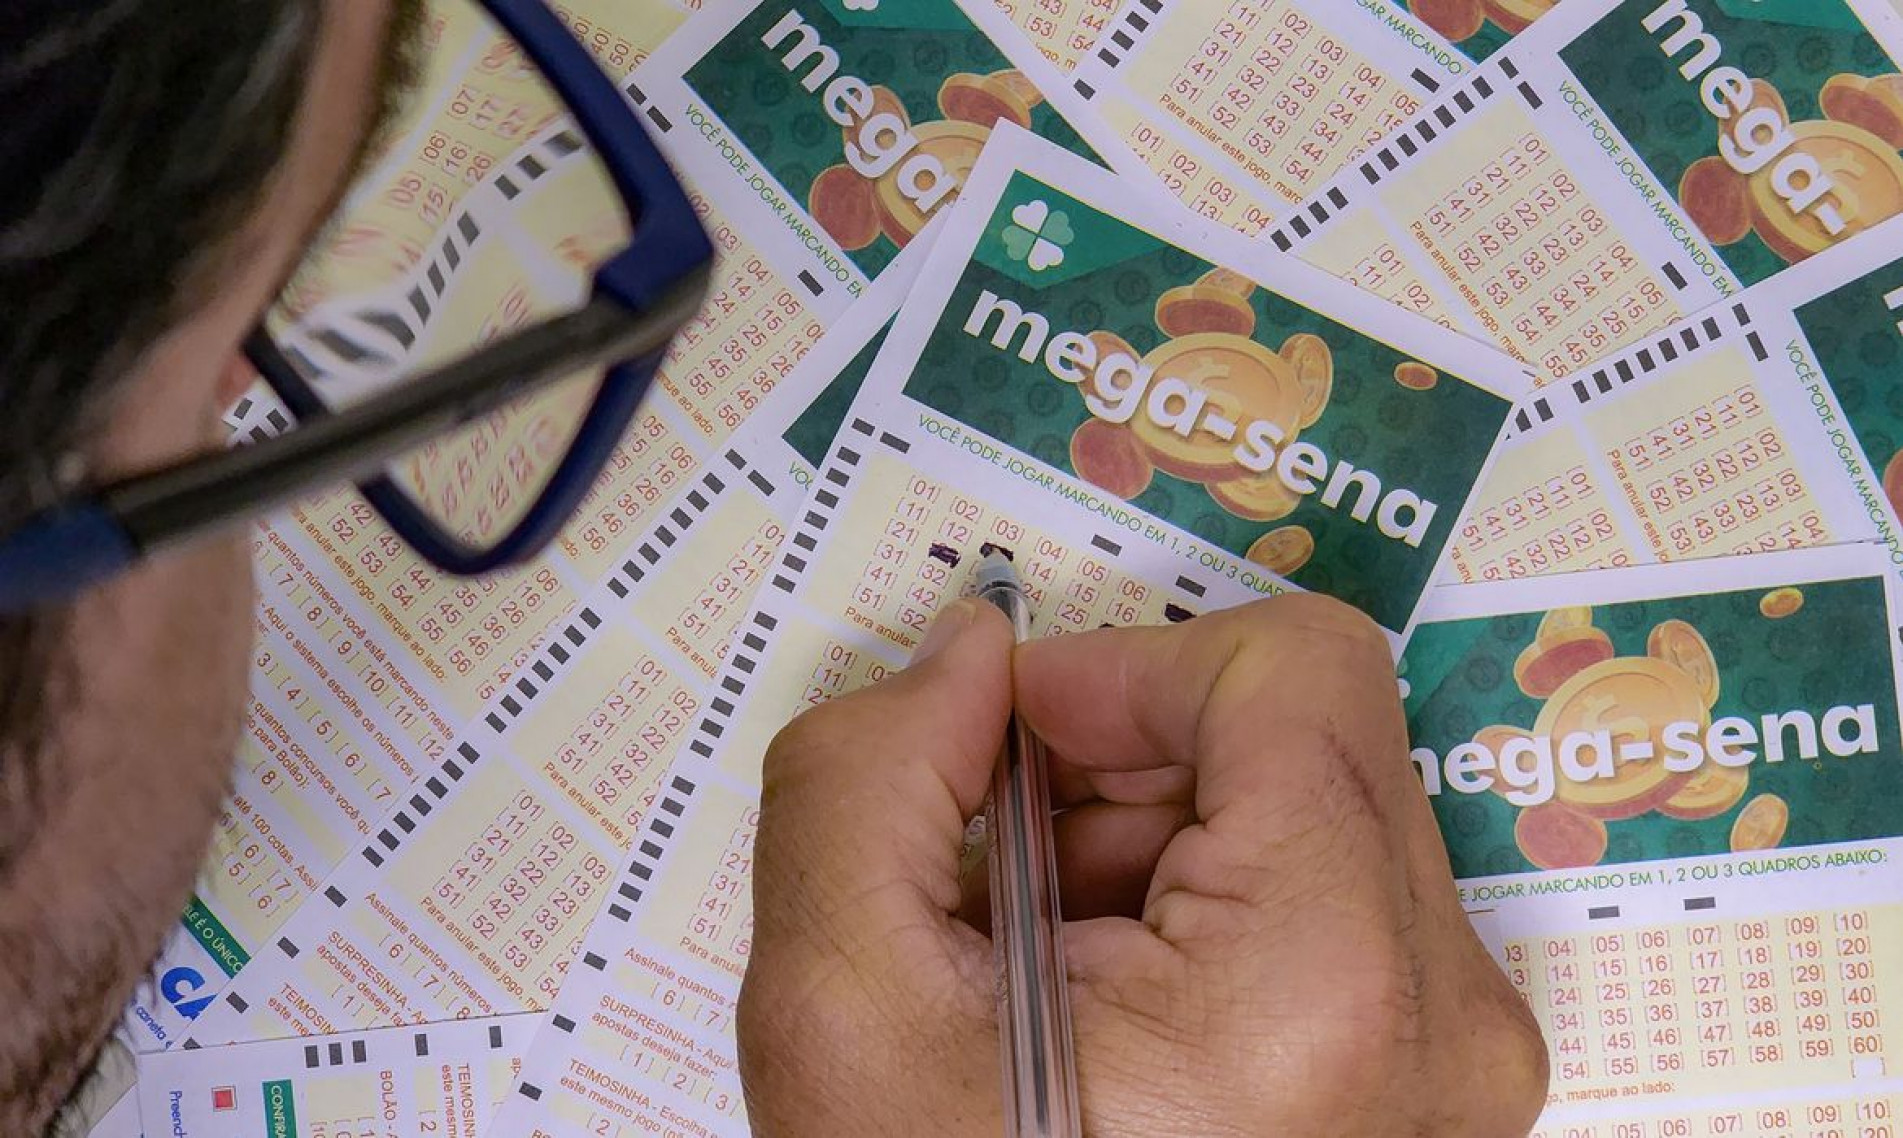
[180,449,786,1046]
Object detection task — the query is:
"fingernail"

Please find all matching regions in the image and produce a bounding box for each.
[912,598,975,664]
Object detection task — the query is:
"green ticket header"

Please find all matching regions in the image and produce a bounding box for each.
[685,2,1092,278]
[183,895,250,978]
[1404,575,1903,878]
[263,1079,297,1138]
[1562,0,1903,286]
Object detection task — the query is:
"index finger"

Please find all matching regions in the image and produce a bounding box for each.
[1017,594,1398,780]
[1014,594,1433,906]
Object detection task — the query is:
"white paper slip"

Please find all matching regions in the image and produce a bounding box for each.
[986,0,1117,73]
[833,122,1530,645]
[733,236,934,494]
[138,1013,536,1137]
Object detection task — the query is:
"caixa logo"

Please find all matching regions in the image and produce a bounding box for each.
[159,966,216,1020]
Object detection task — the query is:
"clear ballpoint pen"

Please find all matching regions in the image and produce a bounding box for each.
[974,549,1081,1138]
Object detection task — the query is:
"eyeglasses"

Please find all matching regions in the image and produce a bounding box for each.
[0,0,711,611]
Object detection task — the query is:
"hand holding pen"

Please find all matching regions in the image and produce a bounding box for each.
[737,592,1547,1137]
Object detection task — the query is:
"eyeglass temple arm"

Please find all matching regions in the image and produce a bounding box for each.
[0,269,707,609]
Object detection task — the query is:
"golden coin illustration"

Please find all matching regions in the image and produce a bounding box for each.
[1645,619,1720,707]
[1208,468,1303,522]
[1658,762,1750,821]
[1821,73,1903,150]
[1513,626,1615,699]
[1246,525,1315,577]
[1081,329,1142,406]
[1394,361,1439,391]
[809,164,880,251]
[873,120,989,247]
[1155,284,1257,338]
[1749,120,1903,263]
[1070,418,1154,500]
[1887,449,1903,520]
[988,69,1046,111]
[1514,801,1608,870]
[1730,793,1790,852]
[1533,657,1708,820]
[1743,77,1788,123]
[1680,154,1752,246]
[1759,587,1805,620]
[1873,75,1903,120]
[1410,0,1485,41]
[1131,333,1304,482]
[1197,266,1258,300]
[1537,606,1593,640]
[1280,333,1334,429]
[937,72,1035,131]
[1481,0,1553,35]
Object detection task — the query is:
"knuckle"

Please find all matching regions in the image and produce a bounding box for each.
[1265,592,1390,653]
[761,699,857,782]
[1437,956,1552,1134]
[1475,983,1553,1125]
[1219,593,1391,683]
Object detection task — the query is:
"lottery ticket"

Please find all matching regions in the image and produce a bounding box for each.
[1406,543,1903,1135]
[481,122,1530,1136]
[125,0,1112,1051]
[1440,211,1903,585]
[1061,0,1471,237]
[137,1013,535,1137]
[841,125,1529,644]
[172,456,801,1049]
[1267,0,1903,384]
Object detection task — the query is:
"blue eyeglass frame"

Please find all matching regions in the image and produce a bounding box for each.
[0,0,712,611]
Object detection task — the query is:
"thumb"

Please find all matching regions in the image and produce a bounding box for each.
[753,598,1013,949]
[742,599,1011,1134]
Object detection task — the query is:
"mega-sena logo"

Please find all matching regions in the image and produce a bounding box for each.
[1413,596,1884,870]
[960,271,1446,563]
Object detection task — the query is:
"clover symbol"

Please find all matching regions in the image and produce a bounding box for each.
[843,0,879,9]
[1003,200,1072,271]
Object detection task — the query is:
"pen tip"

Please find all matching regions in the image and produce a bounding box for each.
[975,548,1019,591]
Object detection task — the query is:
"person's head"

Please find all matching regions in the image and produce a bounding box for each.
[0,1,421,1123]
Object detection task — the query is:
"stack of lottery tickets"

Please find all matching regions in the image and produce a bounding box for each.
[98,2,1903,1136]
